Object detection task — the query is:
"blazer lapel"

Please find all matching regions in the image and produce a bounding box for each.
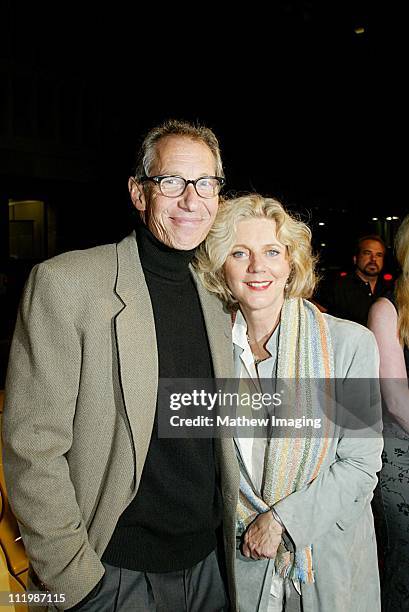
[114,233,158,490]
[113,243,235,490]
[191,267,234,379]
[190,269,240,514]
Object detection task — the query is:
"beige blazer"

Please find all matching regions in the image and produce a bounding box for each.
[2,233,240,610]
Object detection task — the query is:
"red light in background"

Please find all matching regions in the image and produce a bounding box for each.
[340,271,347,277]
[383,273,393,281]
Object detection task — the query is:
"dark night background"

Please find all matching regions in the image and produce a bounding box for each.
[0,0,405,384]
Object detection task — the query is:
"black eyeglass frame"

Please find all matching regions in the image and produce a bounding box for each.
[138,175,225,198]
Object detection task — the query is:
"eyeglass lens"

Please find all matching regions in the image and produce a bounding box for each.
[159,177,221,198]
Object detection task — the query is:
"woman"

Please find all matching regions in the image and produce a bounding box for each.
[195,194,383,612]
[368,214,409,612]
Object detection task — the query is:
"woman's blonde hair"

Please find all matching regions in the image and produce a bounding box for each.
[194,193,318,310]
[395,214,409,346]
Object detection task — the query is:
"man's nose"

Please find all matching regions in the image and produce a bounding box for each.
[178,183,200,211]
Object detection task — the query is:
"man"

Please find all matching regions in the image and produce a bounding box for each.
[2,120,239,611]
[314,235,389,326]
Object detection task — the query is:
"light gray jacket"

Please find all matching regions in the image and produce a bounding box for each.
[235,314,383,612]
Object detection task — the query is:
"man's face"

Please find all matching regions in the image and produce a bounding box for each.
[354,239,385,278]
[130,135,220,250]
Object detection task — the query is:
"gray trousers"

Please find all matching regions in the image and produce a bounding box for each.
[71,550,228,612]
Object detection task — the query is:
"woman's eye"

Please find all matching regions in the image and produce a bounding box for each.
[231,251,247,258]
[266,249,279,256]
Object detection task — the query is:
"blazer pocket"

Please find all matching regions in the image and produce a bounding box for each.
[65,575,105,611]
[336,496,371,531]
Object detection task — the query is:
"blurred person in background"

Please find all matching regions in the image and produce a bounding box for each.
[315,235,389,326]
[368,214,409,612]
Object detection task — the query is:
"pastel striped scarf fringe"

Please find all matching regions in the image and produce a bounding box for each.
[237,297,335,584]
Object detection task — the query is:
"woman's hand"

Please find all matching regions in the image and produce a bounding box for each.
[242,511,283,560]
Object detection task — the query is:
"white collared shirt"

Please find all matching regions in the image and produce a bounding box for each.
[232,309,280,495]
[232,310,301,599]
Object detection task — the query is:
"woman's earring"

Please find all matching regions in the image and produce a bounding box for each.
[285,267,294,293]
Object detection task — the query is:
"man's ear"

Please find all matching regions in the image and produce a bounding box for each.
[353,255,357,265]
[128,177,146,212]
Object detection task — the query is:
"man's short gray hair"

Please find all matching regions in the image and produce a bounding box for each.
[134,119,224,179]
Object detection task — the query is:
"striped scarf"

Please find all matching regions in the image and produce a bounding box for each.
[236,297,335,584]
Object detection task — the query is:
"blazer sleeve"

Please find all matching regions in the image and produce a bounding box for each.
[2,262,104,608]
[272,327,383,550]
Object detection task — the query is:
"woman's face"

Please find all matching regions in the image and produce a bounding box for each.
[223,217,291,316]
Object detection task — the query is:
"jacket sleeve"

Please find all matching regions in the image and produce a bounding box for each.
[273,327,383,550]
[2,263,104,609]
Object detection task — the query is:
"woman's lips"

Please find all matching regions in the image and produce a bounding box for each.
[244,281,272,291]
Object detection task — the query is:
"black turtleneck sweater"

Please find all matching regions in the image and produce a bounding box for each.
[102,223,222,572]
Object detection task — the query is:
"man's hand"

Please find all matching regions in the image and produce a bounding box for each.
[242,511,283,560]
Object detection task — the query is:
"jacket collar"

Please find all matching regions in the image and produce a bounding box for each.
[114,232,158,490]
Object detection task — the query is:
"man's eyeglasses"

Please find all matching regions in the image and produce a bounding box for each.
[139,175,225,199]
